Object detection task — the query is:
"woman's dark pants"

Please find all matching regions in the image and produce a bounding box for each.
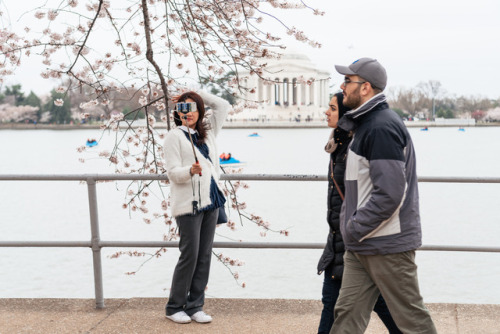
[166,209,218,316]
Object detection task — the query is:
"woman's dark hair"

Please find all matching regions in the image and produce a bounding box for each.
[173,91,209,144]
[334,92,350,120]
[333,92,351,145]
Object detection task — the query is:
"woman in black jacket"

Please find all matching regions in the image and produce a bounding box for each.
[317,92,401,334]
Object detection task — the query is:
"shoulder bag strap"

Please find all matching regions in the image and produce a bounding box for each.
[330,158,344,201]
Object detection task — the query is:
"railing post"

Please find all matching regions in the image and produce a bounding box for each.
[87,177,105,309]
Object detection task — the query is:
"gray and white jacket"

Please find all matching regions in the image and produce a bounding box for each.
[337,93,422,255]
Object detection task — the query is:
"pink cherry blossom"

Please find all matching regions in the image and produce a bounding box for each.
[34,11,45,19]
[47,10,58,21]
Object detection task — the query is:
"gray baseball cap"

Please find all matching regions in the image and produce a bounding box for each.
[335,58,387,91]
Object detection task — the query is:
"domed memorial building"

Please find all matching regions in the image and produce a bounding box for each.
[229,52,330,126]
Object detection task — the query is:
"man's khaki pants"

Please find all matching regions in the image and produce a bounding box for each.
[330,250,437,334]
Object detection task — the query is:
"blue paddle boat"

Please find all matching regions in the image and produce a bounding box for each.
[219,153,242,165]
[220,157,241,165]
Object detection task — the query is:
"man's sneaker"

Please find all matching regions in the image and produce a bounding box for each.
[166,311,191,324]
[190,311,213,323]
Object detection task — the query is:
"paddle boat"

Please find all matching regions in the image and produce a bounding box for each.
[248,132,261,137]
[219,153,242,165]
[86,139,98,147]
[420,126,429,131]
[458,127,465,132]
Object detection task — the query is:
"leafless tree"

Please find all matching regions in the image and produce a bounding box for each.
[388,86,426,117]
[456,95,492,115]
[417,80,443,119]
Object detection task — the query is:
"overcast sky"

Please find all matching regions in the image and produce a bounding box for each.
[273,0,500,99]
[2,0,499,99]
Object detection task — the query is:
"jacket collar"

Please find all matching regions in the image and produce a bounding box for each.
[178,125,198,134]
[338,93,387,132]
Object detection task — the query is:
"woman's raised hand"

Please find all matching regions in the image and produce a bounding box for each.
[171,95,182,104]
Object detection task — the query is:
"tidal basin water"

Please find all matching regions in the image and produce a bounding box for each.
[1,126,500,304]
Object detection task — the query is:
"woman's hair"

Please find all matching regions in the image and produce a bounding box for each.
[173,91,208,143]
[334,92,350,120]
[333,92,352,145]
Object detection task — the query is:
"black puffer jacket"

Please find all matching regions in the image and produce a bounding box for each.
[317,133,351,280]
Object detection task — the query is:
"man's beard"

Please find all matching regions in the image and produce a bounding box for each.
[343,87,362,109]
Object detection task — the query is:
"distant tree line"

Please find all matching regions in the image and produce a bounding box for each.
[386,80,499,121]
[2,79,499,124]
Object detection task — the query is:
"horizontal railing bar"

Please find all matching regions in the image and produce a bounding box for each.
[418,245,500,252]
[99,241,324,249]
[0,174,169,181]
[1,241,500,253]
[0,174,499,183]
[0,241,323,248]
[0,241,91,247]
[417,176,500,184]
[222,174,328,181]
[0,174,326,181]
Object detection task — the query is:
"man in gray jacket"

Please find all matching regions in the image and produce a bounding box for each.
[330,58,437,334]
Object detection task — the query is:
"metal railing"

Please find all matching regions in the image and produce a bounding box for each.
[1,173,500,309]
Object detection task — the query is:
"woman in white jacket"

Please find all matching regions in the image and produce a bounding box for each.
[163,91,230,324]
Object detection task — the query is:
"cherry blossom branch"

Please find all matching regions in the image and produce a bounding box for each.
[214,251,245,287]
[141,0,171,130]
[110,247,167,275]
[66,0,103,74]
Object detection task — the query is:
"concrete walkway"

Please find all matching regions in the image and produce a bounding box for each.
[1,298,499,333]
